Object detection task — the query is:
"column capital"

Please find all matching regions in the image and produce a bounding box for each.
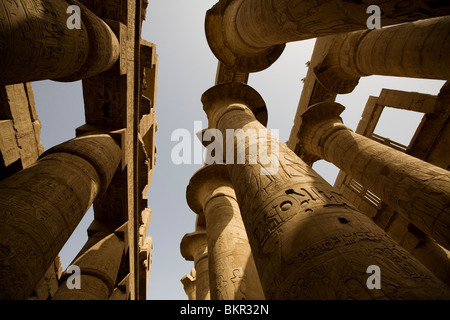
[298,102,347,160]
[300,101,345,125]
[180,271,196,300]
[313,33,366,94]
[180,231,208,262]
[186,164,233,214]
[205,0,285,72]
[201,82,267,128]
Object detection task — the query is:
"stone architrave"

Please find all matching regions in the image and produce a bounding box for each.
[0,133,121,299]
[298,102,450,251]
[200,81,450,299]
[186,164,265,300]
[180,230,210,300]
[53,229,125,300]
[313,16,450,94]
[205,0,450,72]
[0,0,119,85]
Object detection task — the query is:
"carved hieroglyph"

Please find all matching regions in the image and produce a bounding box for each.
[0,133,121,299]
[201,82,450,299]
[205,0,450,72]
[187,164,265,300]
[298,102,450,251]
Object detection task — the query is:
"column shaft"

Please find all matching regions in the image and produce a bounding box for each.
[0,133,121,299]
[206,0,450,71]
[53,230,125,300]
[180,231,210,300]
[0,0,119,85]
[205,191,265,300]
[299,102,450,250]
[202,82,450,299]
[313,16,450,93]
[187,164,265,300]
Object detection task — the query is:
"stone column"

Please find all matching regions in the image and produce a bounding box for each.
[0,133,121,299]
[186,164,265,300]
[298,102,450,251]
[180,269,197,300]
[0,0,119,86]
[313,16,450,94]
[407,226,450,288]
[53,228,125,300]
[201,81,450,299]
[205,0,450,72]
[180,230,210,300]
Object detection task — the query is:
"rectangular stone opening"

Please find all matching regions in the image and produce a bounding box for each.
[373,107,425,150]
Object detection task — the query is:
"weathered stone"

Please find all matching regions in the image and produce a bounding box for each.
[0,133,121,299]
[53,229,125,300]
[0,0,119,85]
[298,102,450,251]
[313,16,450,93]
[180,230,210,300]
[201,82,450,299]
[186,163,265,300]
[205,0,450,72]
[180,269,197,300]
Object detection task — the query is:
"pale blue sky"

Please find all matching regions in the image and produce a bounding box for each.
[31,1,445,300]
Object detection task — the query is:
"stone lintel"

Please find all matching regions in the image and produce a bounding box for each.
[215,62,249,85]
[87,219,126,237]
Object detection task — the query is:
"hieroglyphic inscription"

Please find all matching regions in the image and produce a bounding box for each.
[290,231,382,266]
[250,183,358,253]
[0,0,89,84]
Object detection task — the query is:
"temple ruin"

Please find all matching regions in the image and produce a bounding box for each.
[0,0,449,300]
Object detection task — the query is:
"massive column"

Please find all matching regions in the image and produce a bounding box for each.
[0,133,121,299]
[313,16,450,94]
[297,102,450,251]
[180,228,210,300]
[201,81,450,299]
[0,0,119,85]
[205,0,450,72]
[186,164,265,300]
[53,225,125,300]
